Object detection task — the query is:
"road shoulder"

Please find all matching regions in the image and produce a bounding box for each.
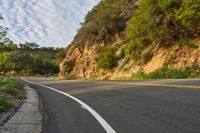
[0,85,42,133]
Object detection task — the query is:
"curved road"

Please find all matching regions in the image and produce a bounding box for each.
[22,78,200,133]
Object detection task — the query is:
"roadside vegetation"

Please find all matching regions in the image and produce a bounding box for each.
[0,77,25,113]
[0,17,66,76]
[132,65,200,80]
[0,44,63,76]
[124,0,200,61]
[96,46,118,70]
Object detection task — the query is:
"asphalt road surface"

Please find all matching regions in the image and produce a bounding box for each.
[22,78,200,133]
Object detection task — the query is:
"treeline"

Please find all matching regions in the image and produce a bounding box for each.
[0,41,63,52]
[0,44,66,76]
[0,51,59,75]
[0,17,66,76]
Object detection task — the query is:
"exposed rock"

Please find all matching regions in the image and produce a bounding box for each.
[59,38,200,80]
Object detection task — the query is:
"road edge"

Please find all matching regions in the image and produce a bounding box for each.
[22,78,117,133]
[0,85,42,133]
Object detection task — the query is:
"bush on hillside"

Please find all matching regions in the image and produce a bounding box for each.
[96,47,118,70]
[125,0,200,60]
[73,0,134,47]
[132,65,192,79]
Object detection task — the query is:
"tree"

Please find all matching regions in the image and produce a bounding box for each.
[55,48,66,62]
[72,0,134,47]
[0,24,8,44]
[7,41,17,50]
[5,52,34,73]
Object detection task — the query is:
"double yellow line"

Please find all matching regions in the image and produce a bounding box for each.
[95,81,200,90]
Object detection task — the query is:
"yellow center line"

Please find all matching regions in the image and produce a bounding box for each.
[95,81,200,89]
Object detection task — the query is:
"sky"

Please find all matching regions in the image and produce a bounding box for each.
[0,0,100,47]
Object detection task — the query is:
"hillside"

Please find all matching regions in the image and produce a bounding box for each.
[0,44,62,76]
[60,0,200,80]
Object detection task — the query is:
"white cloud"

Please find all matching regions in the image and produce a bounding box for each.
[0,0,100,47]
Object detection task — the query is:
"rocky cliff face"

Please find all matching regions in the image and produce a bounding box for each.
[59,38,200,80]
[60,43,98,79]
[59,0,200,79]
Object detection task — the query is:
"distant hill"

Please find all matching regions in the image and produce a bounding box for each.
[0,44,65,76]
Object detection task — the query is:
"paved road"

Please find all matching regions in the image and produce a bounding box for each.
[22,78,200,133]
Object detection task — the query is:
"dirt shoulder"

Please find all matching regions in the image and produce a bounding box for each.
[0,77,26,125]
[0,85,42,133]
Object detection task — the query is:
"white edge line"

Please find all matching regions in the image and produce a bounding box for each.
[21,78,116,133]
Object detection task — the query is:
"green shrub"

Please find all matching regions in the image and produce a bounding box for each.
[0,97,12,112]
[1,84,19,95]
[72,0,134,47]
[0,77,23,90]
[15,96,25,100]
[178,37,199,49]
[175,0,200,25]
[122,44,141,62]
[64,73,75,80]
[96,47,118,70]
[132,72,147,80]
[125,0,200,60]
[132,65,192,79]
[0,77,23,95]
[0,52,10,65]
[0,50,59,75]
[147,66,191,79]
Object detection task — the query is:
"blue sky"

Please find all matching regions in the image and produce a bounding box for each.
[0,0,100,47]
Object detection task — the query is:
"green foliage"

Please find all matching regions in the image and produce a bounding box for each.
[64,73,75,80]
[122,44,141,61]
[55,48,66,62]
[0,18,60,76]
[178,36,199,49]
[0,77,25,113]
[96,47,118,70]
[125,0,200,60]
[0,97,12,113]
[0,50,59,75]
[0,52,10,65]
[73,0,134,47]
[132,72,147,80]
[5,52,34,73]
[0,77,23,89]
[0,77,23,95]
[125,0,158,46]
[15,95,25,100]
[122,44,153,64]
[31,55,59,75]
[132,65,192,79]
[18,42,39,49]
[175,0,200,25]
[1,84,18,95]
